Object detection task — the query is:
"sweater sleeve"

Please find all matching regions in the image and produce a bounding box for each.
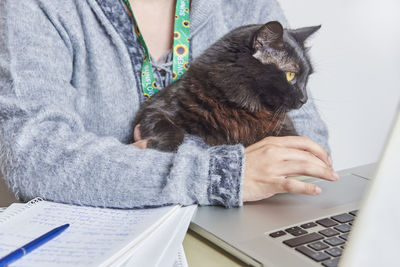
[0,0,244,208]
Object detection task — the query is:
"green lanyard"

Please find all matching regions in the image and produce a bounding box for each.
[122,0,190,98]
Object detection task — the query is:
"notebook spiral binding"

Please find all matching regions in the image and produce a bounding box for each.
[0,197,43,224]
[176,249,184,267]
[173,245,188,267]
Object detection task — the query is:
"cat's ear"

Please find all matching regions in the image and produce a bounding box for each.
[289,25,321,44]
[253,21,284,50]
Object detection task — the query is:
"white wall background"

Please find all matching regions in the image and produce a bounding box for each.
[278,0,400,170]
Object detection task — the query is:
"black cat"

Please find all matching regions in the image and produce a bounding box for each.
[134,21,320,151]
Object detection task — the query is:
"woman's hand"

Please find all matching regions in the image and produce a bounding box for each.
[131,124,148,149]
[243,136,338,202]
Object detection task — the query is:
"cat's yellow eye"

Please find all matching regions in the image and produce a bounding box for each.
[286,72,296,82]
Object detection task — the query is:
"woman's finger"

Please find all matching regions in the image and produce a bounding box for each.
[274,136,331,167]
[134,124,142,142]
[274,147,328,169]
[131,139,148,149]
[275,178,322,195]
[245,136,331,167]
[276,160,338,181]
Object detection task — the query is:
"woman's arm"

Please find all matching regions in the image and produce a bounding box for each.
[0,0,243,208]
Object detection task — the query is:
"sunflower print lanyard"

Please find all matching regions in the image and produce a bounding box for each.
[122,0,190,98]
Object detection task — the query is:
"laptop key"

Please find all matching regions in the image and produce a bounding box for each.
[285,226,308,236]
[295,246,330,262]
[269,230,286,238]
[322,257,340,267]
[283,232,324,248]
[349,210,358,216]
[300,222,318,229]
[308,241,329,251]
[316,218,338,227]
[324,237,345,246]
[339,233,349,241]
[325,247,342,257]
[319,228,340,237]
[334,224,351,233]
[331,213,354,223]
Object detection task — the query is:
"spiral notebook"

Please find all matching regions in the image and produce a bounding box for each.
[0,199,196,267]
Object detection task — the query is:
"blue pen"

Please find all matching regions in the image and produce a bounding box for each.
[0,224,69,267]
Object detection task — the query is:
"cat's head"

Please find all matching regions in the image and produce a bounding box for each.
[191,21,320,112]
[251,21,320,111]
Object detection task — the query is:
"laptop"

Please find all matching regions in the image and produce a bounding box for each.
[190,106,400,267]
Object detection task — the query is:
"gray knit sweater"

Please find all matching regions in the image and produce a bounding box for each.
[0,0,329,208]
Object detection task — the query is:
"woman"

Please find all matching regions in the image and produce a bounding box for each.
[0,0,337,208]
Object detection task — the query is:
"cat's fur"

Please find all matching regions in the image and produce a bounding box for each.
[133,21,320,151]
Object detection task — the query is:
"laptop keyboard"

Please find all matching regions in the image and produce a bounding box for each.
[268,210,358,267]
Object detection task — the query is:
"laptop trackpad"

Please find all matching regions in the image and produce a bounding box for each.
[288,174,369,209]
[239,173,369,231]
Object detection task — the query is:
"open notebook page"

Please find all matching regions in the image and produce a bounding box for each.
[0,200,180,267]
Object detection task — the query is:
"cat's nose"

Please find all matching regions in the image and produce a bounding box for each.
[299,95,308,105]
[294,95,308,109]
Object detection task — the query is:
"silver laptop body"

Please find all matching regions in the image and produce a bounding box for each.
[190,107,399,267]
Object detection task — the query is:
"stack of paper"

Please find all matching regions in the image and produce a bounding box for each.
[0,199,196,266]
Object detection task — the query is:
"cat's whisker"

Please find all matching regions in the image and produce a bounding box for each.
[269,107,281,132]
[309,97,327,103]
[276,123,284,136]
[267,107,280,135]
[300,105,312,117]
[271,106,284,135]
[275,111,285,136]
[276,107,286,135]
